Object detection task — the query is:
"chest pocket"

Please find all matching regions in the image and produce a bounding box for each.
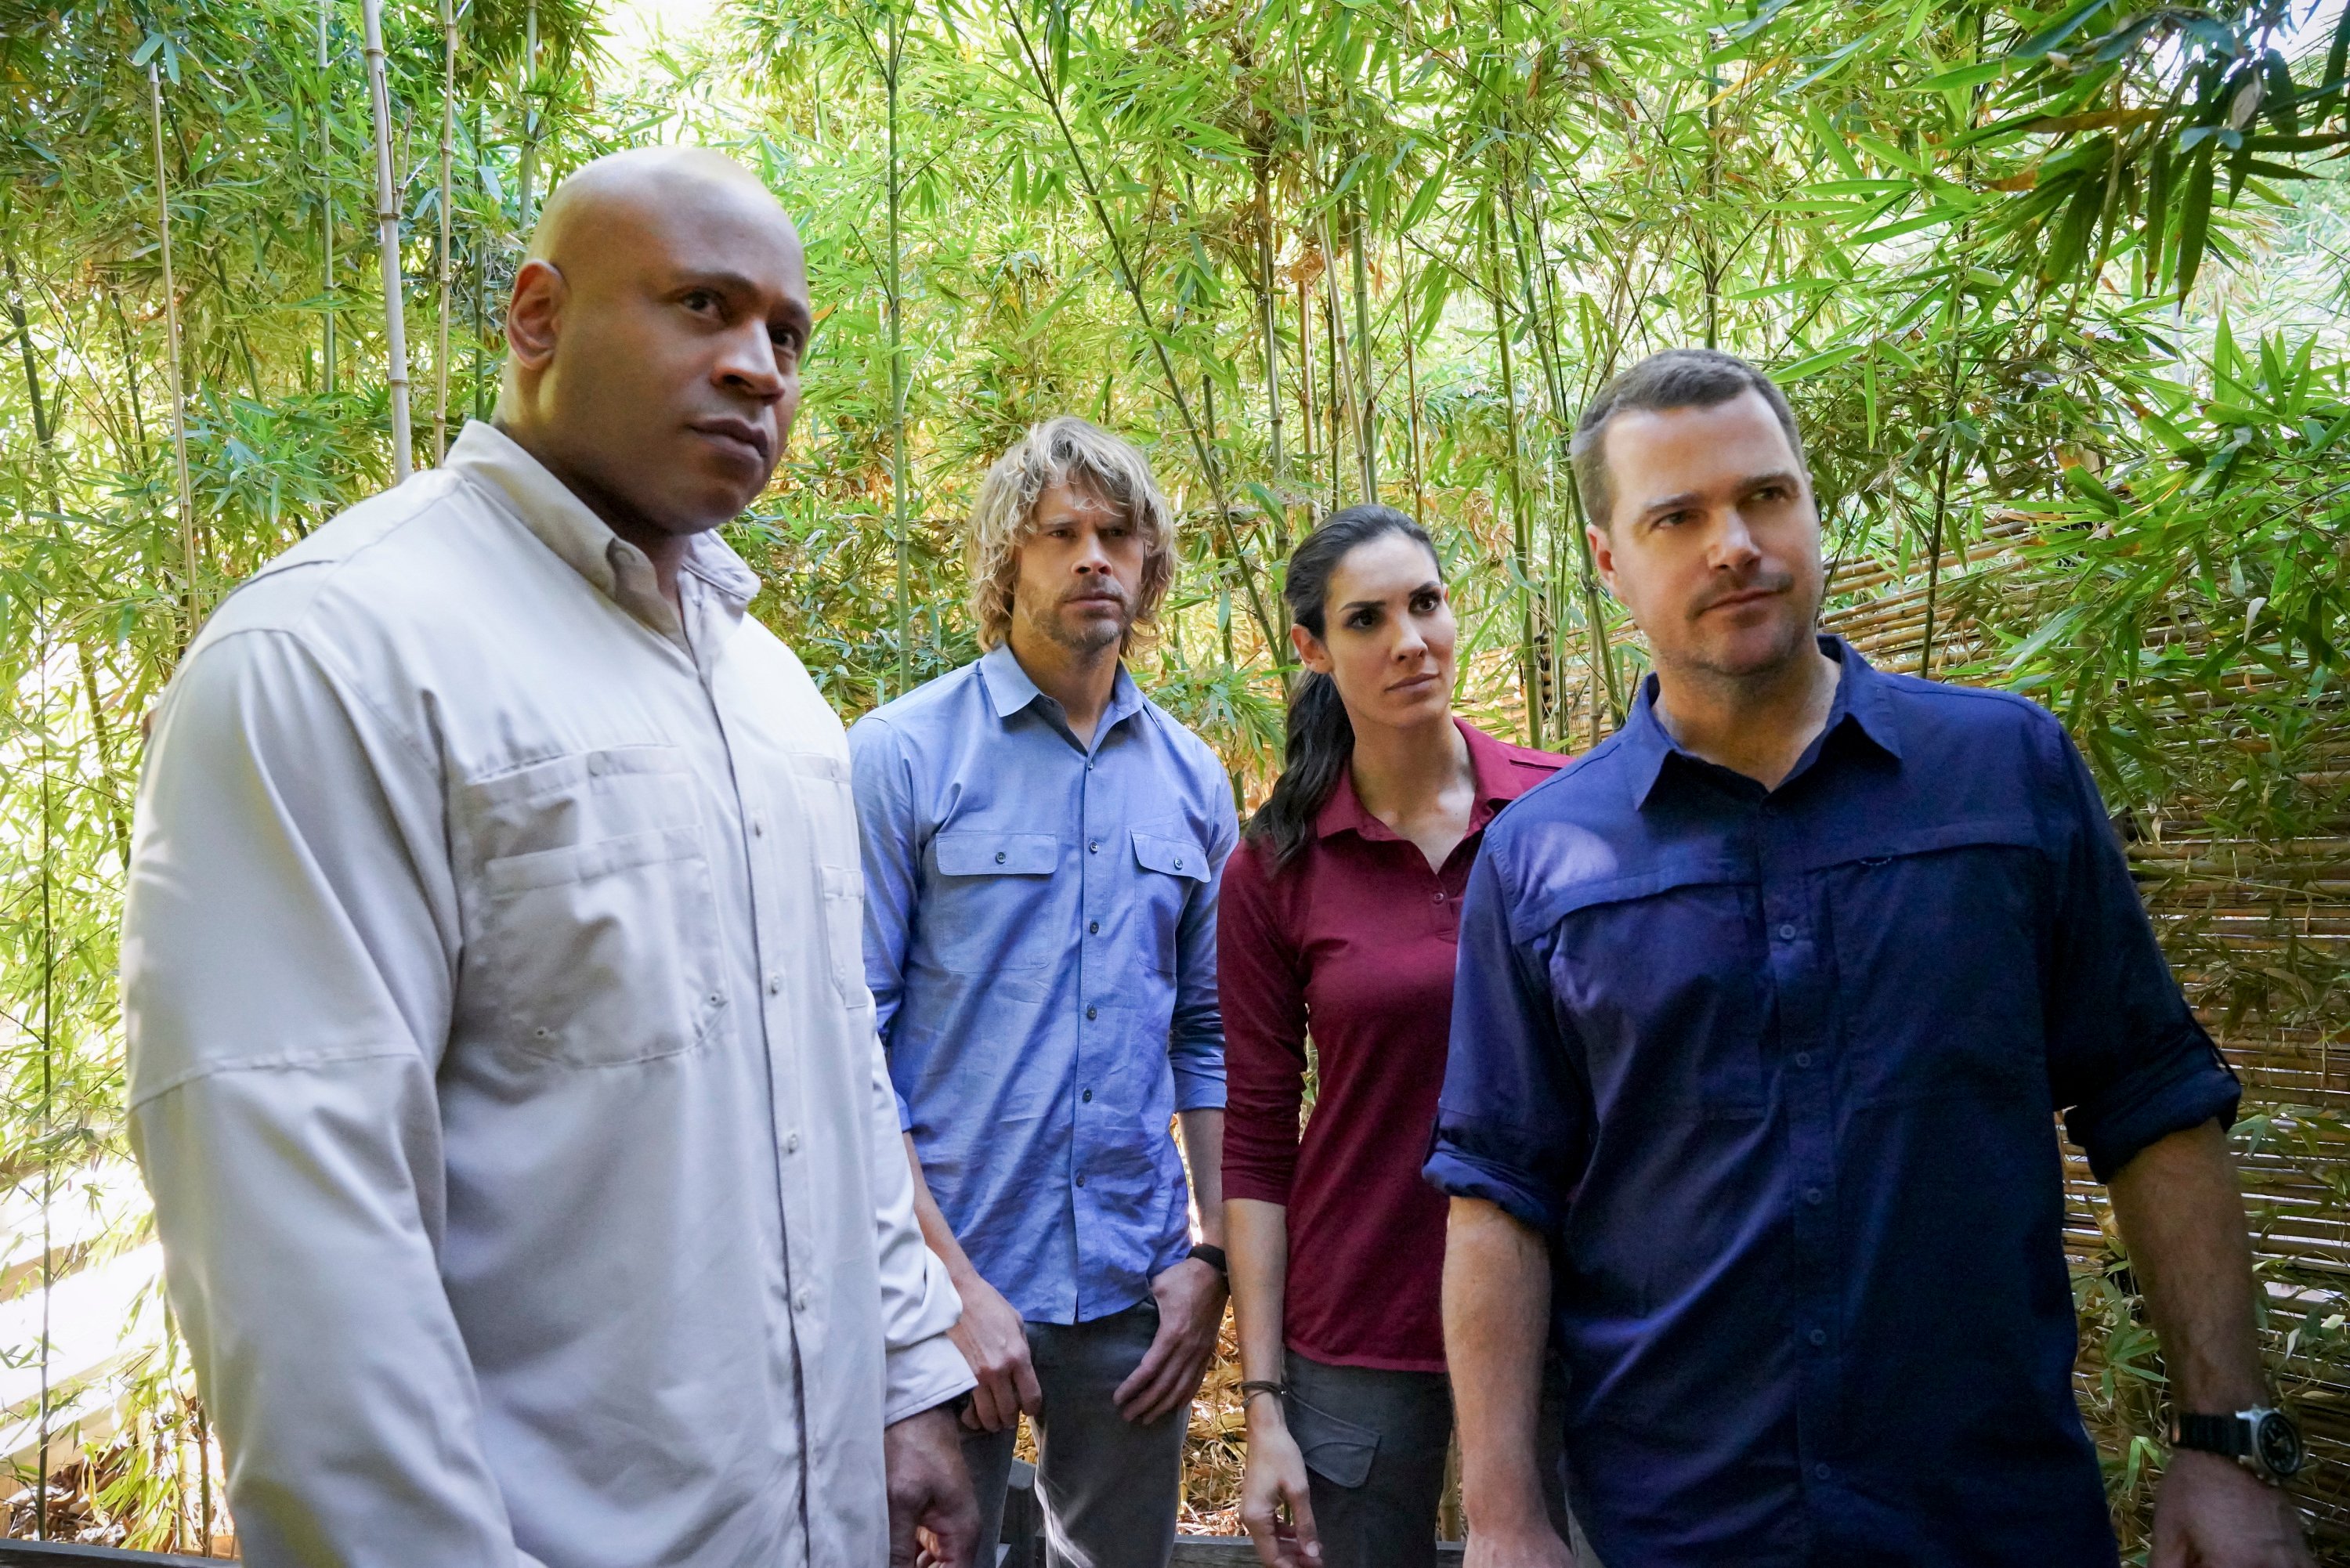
[459,746,725,1068]
[1535,860,1766,1119]
[924,830,1062,974]
[1823,818,2049,1104]
[783,751,870,1011]
[1133,829,1208,975]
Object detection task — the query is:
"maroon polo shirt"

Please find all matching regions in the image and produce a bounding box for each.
[1220,720,1564,1371]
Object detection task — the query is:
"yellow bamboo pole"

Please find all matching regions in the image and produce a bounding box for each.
[434,0,457,461]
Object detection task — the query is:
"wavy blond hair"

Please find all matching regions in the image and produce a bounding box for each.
[966,416,1177,651]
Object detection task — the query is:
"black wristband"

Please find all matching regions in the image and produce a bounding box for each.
[1188,1242,1228,1276]
[1237,1379,1286,1404]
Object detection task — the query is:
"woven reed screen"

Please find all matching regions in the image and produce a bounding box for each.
[1806,523,2349,1552]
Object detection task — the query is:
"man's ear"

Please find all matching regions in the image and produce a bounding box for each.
[1588,522,1621,600]
[504,258,566,373]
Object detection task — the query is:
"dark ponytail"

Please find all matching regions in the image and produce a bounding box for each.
[1249,504,1439,869]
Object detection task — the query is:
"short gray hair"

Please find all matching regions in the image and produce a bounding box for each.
[1570,349,1809,531]
[967,416,1177,650]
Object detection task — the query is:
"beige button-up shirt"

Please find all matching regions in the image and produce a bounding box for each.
[122,421,971,1568]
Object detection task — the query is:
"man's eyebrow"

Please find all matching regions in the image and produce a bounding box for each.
[671,268,813,333]
[1636,471,1802,518]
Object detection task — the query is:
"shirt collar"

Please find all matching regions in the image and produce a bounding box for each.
[977,641,1145,739]
[446,420,761,641]
[1314,717,1541,844]
[1624,634,1901,810]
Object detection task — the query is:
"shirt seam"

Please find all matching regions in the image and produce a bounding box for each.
[128,1042,422,1112]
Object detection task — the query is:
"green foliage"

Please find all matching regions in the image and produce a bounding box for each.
[4,0,2348,1549]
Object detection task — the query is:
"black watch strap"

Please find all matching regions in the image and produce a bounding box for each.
[1188,1242,1229,1276]
[2173,1412,2245,1459]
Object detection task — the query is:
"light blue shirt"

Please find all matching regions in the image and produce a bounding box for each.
[850,643,1238,1324]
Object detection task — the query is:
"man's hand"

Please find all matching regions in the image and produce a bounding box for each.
[1112,1257,1227,1424]
[884,1403,980,1568]
[1238,1405,1321,1568]
[2149,1451,2311,1568]
[946,1271,1041,1433]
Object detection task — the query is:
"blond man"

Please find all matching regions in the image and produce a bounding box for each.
[849,417,1238,1567]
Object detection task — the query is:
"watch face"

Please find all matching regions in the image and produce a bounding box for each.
[2255,1412,2306,1477]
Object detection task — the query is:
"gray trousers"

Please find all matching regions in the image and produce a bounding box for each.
[1283,1350,1600,1568]
[964,1303,1188,1568]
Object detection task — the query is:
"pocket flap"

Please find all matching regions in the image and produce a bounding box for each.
[935,831,1059,877]
[1284,1393,1379,1490]
[1131,831,1208,881]
[486,826,704,896]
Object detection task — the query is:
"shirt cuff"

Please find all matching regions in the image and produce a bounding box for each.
[1221,1166,1296,1206]
[1172,1064,1227,1114]
[882,1331,978,1429]
[1422,1143,1562,1236]
[2065,1028,2242,1182]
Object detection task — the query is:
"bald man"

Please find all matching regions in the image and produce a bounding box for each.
[123,148,981,1568]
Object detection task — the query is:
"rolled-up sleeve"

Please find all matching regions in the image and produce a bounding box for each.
[1217,840,1307,1205]
[1423,845,1585,1235]
[1167,770,1238,1113]
[123,629,537,1568]
[2037,722,2240,1180]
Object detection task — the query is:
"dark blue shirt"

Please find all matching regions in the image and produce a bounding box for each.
[1426,638,2237,1567]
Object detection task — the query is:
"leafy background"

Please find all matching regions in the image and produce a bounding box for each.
[2,0,2348,1555]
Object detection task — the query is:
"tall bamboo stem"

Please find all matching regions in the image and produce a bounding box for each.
[149,63,201,641]
[1486,203,1541,749]
[1350,200,1376,500]
[434,0,457,461]
[516,1,539,226]
[320,0,337,392]
[1398,240,1426,529]
[361,0,414,480]
[883,6,912,696]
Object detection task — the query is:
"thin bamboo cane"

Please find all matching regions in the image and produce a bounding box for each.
[883,6,912,697]
[516,0,538,226]
[361,0,414,481]
[1253,155,1285,492]
[320,0,337,393]
[1484,203,1541,750]
[1350,201,1376,501]
[434,0,457,462]
[149,63,201,641]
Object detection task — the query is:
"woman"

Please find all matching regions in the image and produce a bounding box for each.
[1220,506,1574,1568]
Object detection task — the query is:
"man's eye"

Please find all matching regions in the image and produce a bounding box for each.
[683,291,721,315]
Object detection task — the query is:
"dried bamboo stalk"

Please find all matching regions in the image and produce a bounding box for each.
[434,0,457,462]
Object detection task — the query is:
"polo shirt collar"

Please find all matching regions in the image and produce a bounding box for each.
[1314,717,1536,843]
[1626,634,1900,809]
[977,641,1144,737]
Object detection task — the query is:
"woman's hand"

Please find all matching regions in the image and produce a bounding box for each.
[1240,1402,1322,1568]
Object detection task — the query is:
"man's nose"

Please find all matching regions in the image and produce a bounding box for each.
[1713,507,1762,569]
[714,321,786,402]
[1073,530,1113,572]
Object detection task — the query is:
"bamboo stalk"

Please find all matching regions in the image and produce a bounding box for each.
[149,62,201,641]
[320,0,337,393]
[361,0,414,481]
[1254,154,1285,491]
[516,0,538,226]
[1350,197,1376,501]
[435,0,457,462]
[883,5,912,696]
[1485,203,1541,749]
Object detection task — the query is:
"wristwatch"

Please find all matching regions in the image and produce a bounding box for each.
[2170,1406,2306,1483]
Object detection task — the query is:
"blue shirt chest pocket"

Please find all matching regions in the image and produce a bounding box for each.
[1532,860,1767,1120]
[1132,829,1207,975]
[924,829,1064,974]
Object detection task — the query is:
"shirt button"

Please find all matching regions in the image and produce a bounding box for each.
[1805,1187,1824,1205]
[1090,920,1101,934]
[1086,1005,1098,1021]
[588,755,607,776]
[1089,840,1100,854]
[1082,1088,1093,1103]
[1777,923,1797,941]
[706,991,723,1007]
[1794,1051,1813,1068]
[1808,1328,1827,1346]
[1813,1462,1831,1481]
[1076,1174,1087,1188]
[996,851,1007,865]
[1174,857,1184,870]
[786,1131,801,1154]
[767,977,782,995]
[1433,891,1444,904]
[794,1287,812,1312]
[752,818,765,836]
